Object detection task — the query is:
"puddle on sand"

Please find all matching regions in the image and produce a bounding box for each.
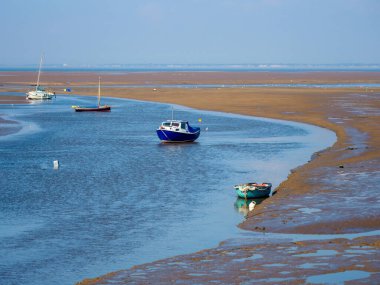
[306,270,371,284]
[237,230,380,245]
[233,254,263,262]
[262,263,287,267]
[295,250,338,257]
[298,262,329,269]
[187,273,208,277]
[297,207,321,214]
[344,249,377,255]
[265,278,294,283]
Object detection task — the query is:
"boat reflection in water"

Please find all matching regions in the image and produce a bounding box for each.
[234,197,267,216]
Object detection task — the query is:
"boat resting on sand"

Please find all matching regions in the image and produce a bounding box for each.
[234,182,272,199]
[26,86,55,100]
[26,55,55,100]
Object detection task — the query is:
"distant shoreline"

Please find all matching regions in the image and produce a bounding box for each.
[1,63,380,73]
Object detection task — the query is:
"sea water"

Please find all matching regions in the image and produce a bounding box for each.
[0,93,335,285]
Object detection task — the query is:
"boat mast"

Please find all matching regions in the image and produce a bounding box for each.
[97,76,101,107]
[36,54,43,91]
[171,105,174,120]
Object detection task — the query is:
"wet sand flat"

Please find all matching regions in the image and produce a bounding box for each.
[0,95,29,136]
[77,235,380,284]
[1,71,380,87]
[0,95,29,104]
[0,117,22,136]
[1,71,379,283]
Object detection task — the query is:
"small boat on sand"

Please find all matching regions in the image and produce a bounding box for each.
[73,77,111,112]
[234,182,272,199]
[26,55,55,100]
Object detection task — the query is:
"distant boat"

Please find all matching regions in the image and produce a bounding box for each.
[26,55,55,100]
[73,77,111,112]
[234,182,272,199]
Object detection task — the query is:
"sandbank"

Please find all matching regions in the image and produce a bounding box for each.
[0,95,29,136]
[1,71,380,87]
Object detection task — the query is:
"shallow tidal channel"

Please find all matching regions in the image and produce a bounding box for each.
[0,93,335,285]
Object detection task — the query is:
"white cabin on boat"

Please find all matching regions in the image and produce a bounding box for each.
[159,120,190,133]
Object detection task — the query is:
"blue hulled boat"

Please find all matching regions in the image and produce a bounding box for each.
[156,120,200,143]
[234,182,272,199]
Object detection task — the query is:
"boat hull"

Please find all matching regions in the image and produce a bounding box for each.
[156,129,200,142]
[234,183,272,199]
[235,189,271,199]
[74,106,111,112]
[26,91,54,100]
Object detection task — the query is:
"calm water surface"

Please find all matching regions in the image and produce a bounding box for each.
[0,93,335,285]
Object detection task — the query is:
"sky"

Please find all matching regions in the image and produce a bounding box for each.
[0,0,379,65]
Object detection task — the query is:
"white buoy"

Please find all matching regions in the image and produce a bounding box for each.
[249,201,256,211]
[53,160,59,170]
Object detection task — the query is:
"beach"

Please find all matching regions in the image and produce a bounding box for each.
[1,71,379,284]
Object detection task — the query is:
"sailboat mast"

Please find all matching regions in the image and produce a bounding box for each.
[36,54,43,91]
[97,76,101,107]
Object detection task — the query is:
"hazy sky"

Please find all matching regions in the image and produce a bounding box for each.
[1,0,379,65]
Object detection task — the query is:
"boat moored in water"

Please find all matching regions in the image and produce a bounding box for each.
[73,105,111,112]
[156,120,200,142]
[234,182,272,199]
[73,77,111,112]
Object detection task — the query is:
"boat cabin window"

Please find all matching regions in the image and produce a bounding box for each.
[180,122,186,129]
[171,122,180,127]
[162,122,171,127]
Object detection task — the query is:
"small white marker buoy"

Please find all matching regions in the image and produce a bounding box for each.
[205,127,209,131]
[249,201,256,211]
[53,160,59,170]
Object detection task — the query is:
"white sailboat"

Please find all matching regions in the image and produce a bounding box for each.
[26,55,55,100]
